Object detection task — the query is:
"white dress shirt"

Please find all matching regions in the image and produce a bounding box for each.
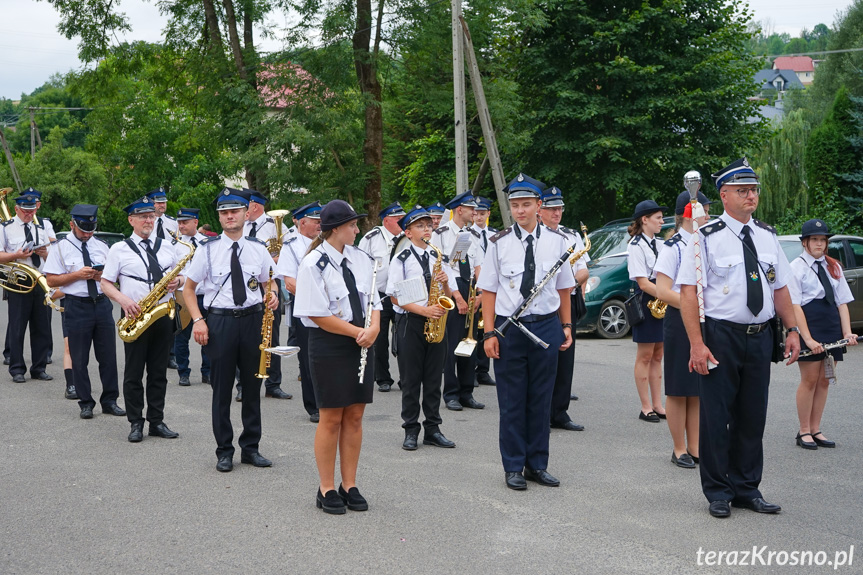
[386,243,456,314]
[0,216,51,271]
[42,234,110,297]
[102,233,179,304]
[789,251,853,307]
[653,229,695,294]
[432,219,482,277]
[184,235,276,309]
[154,214,178,239]
[358,225,397,293]
[627,232,663,281]
[244,213,289,243]
[276,233,314,280]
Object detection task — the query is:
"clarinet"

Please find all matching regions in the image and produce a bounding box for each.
[357,263,379,382]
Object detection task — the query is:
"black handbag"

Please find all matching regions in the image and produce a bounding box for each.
[771,316,785,363]
[624,288,645,327]
[573,285,587,322]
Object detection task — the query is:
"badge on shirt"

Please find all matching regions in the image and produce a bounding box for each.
[749,271,759,282]
[247,277,259,290]
[766,266,776,284]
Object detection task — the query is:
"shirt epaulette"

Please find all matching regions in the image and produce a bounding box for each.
[93,236,109,246]
[364,228,382,240]
[283,236,297,245]
[487,227,498,233]
[200,235,221,245]
[1,220,13,227]
[246,236,267,245]
[164,215,176,221]
[316,253,329,270]
[265,217,274,224]
[489,227,512,244]
[433,226,448,235]
[545,226,566,238]
[664,234,684,247]
[753,219,777,234]
[352,246,375,261]
[630,235,642,246]
[468,228,480,238]
[700,219,726,236]
[560,226,573,235]
[397,249,411,262]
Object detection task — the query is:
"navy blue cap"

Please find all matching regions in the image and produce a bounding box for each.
[243,188,267,205]
[320,200,366,231]
[675,191,712,215]
[712,158,759,190]
[379,201,407,219]
[215,187,249,211]
[398,205,432,231]
[504,173,546,199]
[146,187,168,201]
[15,193,38,208]
[445,190,479,210]
[124,196,156,215]
[800,219,834,240]
[176,208,200,221]
[426,202,445,214]
[540,187,565,208]
[632,200,668,221]
[293,201,322,220]
[70,204,98,231]
[21,187,42,199]
[474,196,492,211]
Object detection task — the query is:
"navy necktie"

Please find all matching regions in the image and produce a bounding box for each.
[741,226,763,316]
[231,242,246,306]
[815,260,836,306]
[140,239,163,283]
[24,224,40,267]
[249,222,257,238]
[81,241,99,299]
[520,235,535,299]
[156,218,165,239]
[341,259,364,327]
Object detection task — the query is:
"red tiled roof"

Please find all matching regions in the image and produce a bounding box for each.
[772,56,815,73]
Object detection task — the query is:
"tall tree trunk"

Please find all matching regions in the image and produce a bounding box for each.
[200,0,223,55]
[221,0,248,81]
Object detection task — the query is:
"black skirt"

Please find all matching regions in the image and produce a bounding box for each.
[308,327,375,408]
[663,306,699,396]
[632,289,664,343]
[799,297,845,362]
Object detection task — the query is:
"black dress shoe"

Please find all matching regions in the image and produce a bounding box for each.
[709,500,731,518]
[201,374,209,385]
[654,411,667,419]
[553,421,584,431]
[796,432,818,450]
[476,375,496,386]
[402,434,418,451]
[11,374,25,383]
[31,372,53,381]
[241,452,273,467]
[688,452,699,464]
[316,488,346,514]
[65,385,78,400]
[732,497,781,514]
[168,358,178,370]
[423,432,456,448]
[445,399,463,411]
[524,468,560,487]
[102,403,126,416]
[179,376,190,386]
[462,397,485,410]
[3,358,8,365]
[309,412,320,423]
[148,422,179,439]
[235,389,243,402]
[80,405,93,419]
[265,387,293,399]
[505,471,527,490]
[812,431,836,448]
[46,356,53,364]
[378,383,391,392]
[639,410,660,422]
[338,484,369,511]
[216,456,233,472]
[570,394,578,401]
[671,452,696,469]
[128,422,144,443]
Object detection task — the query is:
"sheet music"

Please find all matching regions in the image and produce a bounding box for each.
[449,234,473,266]
[265,346,301,357]
[394,276,428,306]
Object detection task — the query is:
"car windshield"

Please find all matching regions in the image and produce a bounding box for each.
[588,227,631,260]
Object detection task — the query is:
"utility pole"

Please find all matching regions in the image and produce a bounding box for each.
[0,126,24,193]
[451,0,468,196]
[29,108,36,159]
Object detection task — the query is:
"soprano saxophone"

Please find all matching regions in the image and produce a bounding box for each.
[256,269,275,379]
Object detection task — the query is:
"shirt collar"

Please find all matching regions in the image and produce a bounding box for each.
[322,238,346,266]
[380,226,395,243]
[251,213,268,226]
[130,232,152,244]
[800,250,825,267]
[516,223,537,241]
[66,232,85,248]
[720,212,753,237]
[446,219,465,233]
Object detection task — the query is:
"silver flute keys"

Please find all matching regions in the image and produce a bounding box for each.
[357,261,379,383]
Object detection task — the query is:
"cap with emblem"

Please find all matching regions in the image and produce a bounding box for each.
[674,191,712,216]
[504,173,546,199]
[445,190,478,210]
[20,187,42,200]
[176,208,200,221]
[632,200,668,221]
[146,187,168,201]
[540,187,565,208]
[215,188,249,211]
[293,201,322,220]
[320,199,366,231]
[15,192,39,209]
[124,196,156,215]
[243,188,268,205]
[474,196,492,211]
[800,218,834,240]
[426,201,445,214]
[70,204,98,231]
[398,205,432,231]
[379,202,407,219]
[712,158,759,190]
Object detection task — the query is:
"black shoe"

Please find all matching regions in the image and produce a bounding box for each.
[241,452,273,467]
[796,432,818,450]
[423,432,455,448]
[235,389,243,402]
[474,380,479,387]
[553,421,584,431]
[639,410,660,423]
[505,471,527,490]
[179,376,190,386]
[80,405,93,419]
[31,372,53,381]
[688,452,699,464]
[445,399,463,411]
[378,383,392,392]
[655,411,667,420]
[732,497,781,514]
[64,385,78,400]
[812,431,836,448]
[709,500,731,518]
[216,456,233,472]
[309,412,320,423]
[402,434,418,451]
[316,488,346,514]
[168,358,178,370]
[672,451,696,469]
[11,374,25,383]
[102,403,126,416]
[2,358,8,365]
[476,374,496,386]
[570,394,578,401]
[338,484,369,511]
[462,397,485,410]
[265,387,292,399]
[524,468,560,487]
[201,374,209,385]
[148,422,179,439]
[128,422,144,443]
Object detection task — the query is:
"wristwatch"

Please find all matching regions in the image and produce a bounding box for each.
[483,331,498,341]
[193,317,205,324]
[787,326,800,334]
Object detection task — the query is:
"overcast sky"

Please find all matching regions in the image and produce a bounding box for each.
[0,0,856,100]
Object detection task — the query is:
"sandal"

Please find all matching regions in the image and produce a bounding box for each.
[796,432,818,450]
[639,410,660,423]
[812,431,836,448]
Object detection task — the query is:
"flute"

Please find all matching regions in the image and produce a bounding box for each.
[357,262,379,382]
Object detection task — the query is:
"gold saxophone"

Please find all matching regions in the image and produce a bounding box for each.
[266,209,290,257]
[256,269,274,379]
[0,187,12,221]
[647,297,667,319]
[422,238,455,344]
[117,236,195,342]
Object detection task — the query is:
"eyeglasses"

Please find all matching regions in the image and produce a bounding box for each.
[729,187,760,198]
[133,214,157,220]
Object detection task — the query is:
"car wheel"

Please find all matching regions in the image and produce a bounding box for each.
[596,299,630,339]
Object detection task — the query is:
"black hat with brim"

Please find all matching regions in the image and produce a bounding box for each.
[320,200,366,231]
[632,200,668,221]
[800,218,835,240]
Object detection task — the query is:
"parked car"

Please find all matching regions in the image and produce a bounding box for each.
[54,231,127,246]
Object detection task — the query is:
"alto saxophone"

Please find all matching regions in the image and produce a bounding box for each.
[422,238,455,344]
[256,269,274,379]
[117,236,196,342]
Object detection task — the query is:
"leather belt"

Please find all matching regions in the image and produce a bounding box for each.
[65,294,106,303]
[518,312,557,324]
[710,317,770,335]
[208,303,263,317]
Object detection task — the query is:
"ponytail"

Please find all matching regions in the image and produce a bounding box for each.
[825,254,842,280]
[627,219,643,238]
[306,230,334,257]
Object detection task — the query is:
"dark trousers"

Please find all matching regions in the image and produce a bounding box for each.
[6,290,51,377]
[206,311,264,459]
[122,315,172,425]
[442,310,477,404]
[398,313,445,436]
[699,318,772,503]
[494,316,563,472]
[236,294,281,392]
[550,296,576,425]
[173,294,210,379]
[373,294,397,385]
[475,311,490,377]
[64,296,119,409]
[293,306,317,415]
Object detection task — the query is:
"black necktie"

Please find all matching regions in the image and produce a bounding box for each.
[482,230,488,252]
[249,222,257,238]
[231,242,246,306]
[81,241,99,299]
[649,238,657,257]
[157,218,165,239]
[341,259,365,327]
[740,226,763,316]
[520,235,535,299]
[815,260,836,306]
[140,239,163,283]
[24,223,40,267]
[419,250,431,290]
[191,237,197,248]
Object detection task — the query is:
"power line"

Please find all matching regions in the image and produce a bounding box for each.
[765,47,863,58]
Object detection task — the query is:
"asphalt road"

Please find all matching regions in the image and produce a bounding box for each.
[1,304,861,574]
